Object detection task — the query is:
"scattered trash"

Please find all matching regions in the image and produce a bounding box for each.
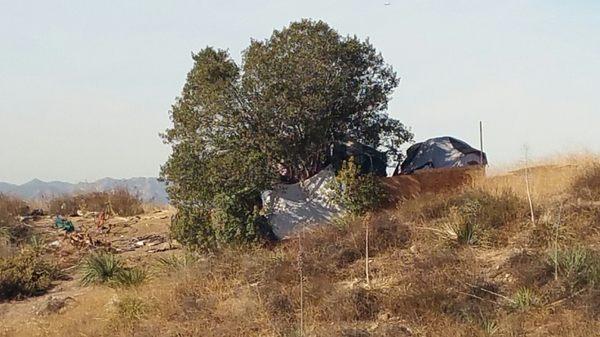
[49,240,61,248]
[54,216,75,233]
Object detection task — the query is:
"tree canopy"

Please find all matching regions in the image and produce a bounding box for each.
[161,19,412,248]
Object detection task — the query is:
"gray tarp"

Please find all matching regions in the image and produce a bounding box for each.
[397,136,487,175]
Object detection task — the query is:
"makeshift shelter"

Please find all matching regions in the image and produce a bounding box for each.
[395,136,487,175]
[262,166,342,239]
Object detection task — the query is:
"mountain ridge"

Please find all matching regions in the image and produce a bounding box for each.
[0,177,168,204]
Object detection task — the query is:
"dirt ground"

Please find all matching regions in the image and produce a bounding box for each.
[0,208,179,332]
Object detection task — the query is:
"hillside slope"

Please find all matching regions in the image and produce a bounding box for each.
[2,156,600,337]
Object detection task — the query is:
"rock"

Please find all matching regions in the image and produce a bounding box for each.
[36,296,75,315]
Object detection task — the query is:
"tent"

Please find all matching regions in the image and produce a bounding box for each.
[395,136,487,175]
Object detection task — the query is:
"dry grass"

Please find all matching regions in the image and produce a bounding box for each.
[48,188,144,216]
[3,155,600,336]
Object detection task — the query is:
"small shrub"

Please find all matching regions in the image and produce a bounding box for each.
[116,295,148,321]
[0,249,61,300]
[330,158,387,215]
[550,246,600,291]
[511,287,539,310]
[350,288,380,321]
[572,164,600,200]
[0,195,32,244]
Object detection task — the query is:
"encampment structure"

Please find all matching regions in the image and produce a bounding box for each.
[395,136,487,175]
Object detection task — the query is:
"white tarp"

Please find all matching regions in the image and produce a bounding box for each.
[261,166,343,239]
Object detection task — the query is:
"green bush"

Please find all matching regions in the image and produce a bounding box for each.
[0,249,61,300]
[330,159,387,215]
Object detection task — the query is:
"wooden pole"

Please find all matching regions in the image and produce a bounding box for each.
[479,121,484,165]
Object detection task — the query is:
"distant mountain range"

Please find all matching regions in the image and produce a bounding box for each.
[0,177,169,204]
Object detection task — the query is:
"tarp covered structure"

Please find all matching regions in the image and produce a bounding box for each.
[262,166,342,239]
[330,141,387,176]
[396,136,487,175]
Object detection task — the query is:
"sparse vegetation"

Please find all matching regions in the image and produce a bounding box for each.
[550,246,600,291]
[49,188,143,216]
[572,163,600,200]
[116,295,148,321]
[4,158,600,337]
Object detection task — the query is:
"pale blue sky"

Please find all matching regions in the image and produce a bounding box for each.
[1,1,599,184]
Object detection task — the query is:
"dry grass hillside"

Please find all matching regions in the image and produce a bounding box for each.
[2,155,600,337]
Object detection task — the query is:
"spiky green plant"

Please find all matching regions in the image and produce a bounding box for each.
[80,251,124,286]
[481,318,499,336]
[114,267,147,287]
[551,246,600,291]
[28,235,45,254]
[456,222,478,245]
[511,287,538,310]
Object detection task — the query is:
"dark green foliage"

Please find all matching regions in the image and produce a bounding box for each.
[330,159,387,215]
[0,249,61,300]
[161,20,412,247]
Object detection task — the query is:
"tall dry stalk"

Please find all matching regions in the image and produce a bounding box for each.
[298,222,304,337]
[364,213,371,287]
[524,147,535,226]
[554,202,563,281]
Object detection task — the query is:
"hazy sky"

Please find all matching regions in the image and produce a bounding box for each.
[1,1,599,184]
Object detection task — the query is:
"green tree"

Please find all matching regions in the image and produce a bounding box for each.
[161,19,412,248]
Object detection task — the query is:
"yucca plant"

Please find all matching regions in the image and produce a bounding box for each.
[511,287,538,310]
[481,318,499,336]
[114,267,147,287]
[80,251,124,286]
[456,222,478,245]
